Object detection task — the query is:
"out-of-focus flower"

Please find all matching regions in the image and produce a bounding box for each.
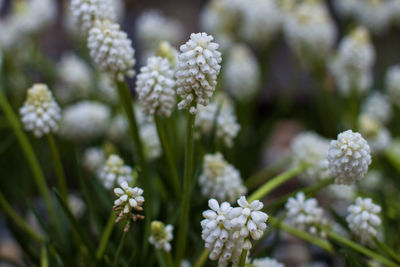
[60,101,111,141]
[238,0,282,47]
[156,41,179,68]
[330,27,375,97]
[285,192,326,237]
[107,114,128,143]
[175,32,222,114]
[140,123,162,160]
[325,184,356,201]
[149,221,174,252]
[136,56,176,117]
[290,132,331,182]
[113,182,144,231]
[284,0,336,66]
[361,92,391,124]
[385,65,400,107]
[224,44,260,101]
[199,153,246,203]
[83,147,105,174]
[327,130,371,185]
[68,194,86,218]
[346,197,381,244]
[99,154,133,189]
[136,9,183,57]
[97,74,119,106]
[358,114,391,154]
[20,84,61,138]
[195,100,240,147]
[55,53,92,104]
[252,257,285,267]
[354,0,392,35]
[87,20,135,81]
[360,170,381,191]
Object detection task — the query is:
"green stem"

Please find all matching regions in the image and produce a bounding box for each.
[325,230,399,267]
[194,249,209,267]
[245,155,291,190]
[374,237,400,263]
[154,115,180,197]
[164,251,174,267]
[248,164,307,202]
[95,212,117,260]
[41,245,49,267]
[0,192,45,243]
[238,249,247,267]
[46,134,68,201]
[269,216,333,252]
[112,230,128,267]
[0,89,60,232]
[115,80,152,256]
[175,112,196,265]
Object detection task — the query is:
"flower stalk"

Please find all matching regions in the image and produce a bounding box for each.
[46,134,68,201]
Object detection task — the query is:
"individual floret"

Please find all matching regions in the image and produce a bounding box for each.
[20,84,61,138]
[99,154,133,189]
[327,130,371,185]
[175,32,222,114]
[346,197,381,244]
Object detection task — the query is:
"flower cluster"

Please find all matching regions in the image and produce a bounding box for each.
[199,153,247,203]
[99,154,133,189]
[113,182,145,232]
[175,32,222,114]
[83,147,105,174]
[327,130,371,185]
[201,197,268,266]
[385,64,400,107]
[285,192,326,237]
[290,132,331,182]
[149,221,174,252]
[252,257,285,267]
[20,84,61,138]
[346,197,381,244]
[60,101,111,141]
[136,56,176,117]
[87,20,135,81]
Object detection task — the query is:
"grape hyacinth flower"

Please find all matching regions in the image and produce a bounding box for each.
[87,19,135,81]
[20,83,61,138]
[136,56,176,117]
[149,221,174,252]
[199,153,247,203]
[99,154,133,189]
[346,197,381,244]
[327,130,371,185]
[175,32,222,114]
[113,182,145,231]
[385,64,400,107]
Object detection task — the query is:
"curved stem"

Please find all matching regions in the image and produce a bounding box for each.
[46,134,68,201]
[112,230,128,267]
[154,115,180,196]
[95,212,117,260]
[0,89,60,232]
[175,112,196,265]
[248,164,307,202]
[0,192,45,243]
[115,80,152,256]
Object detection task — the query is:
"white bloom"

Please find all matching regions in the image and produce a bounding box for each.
[346,197,381,244]
[107,114,128,143]
[353,0,392,35]
[140,123,162,160]
[70,0,116,34]
[284,0,336,65]
[113,182,145,231]
[252,257,285,267]
[361,92,391,124]
[385,64,400,107]
[136,56,176,117]
[285,192,326,236]
[195,101,240,147]
[68,194,86,218]
[20,84,61,138]
[326,184,356,201]
[333,0,359,17]
[55,53,92,103]
[97,74,119,106]
[358,114,391,154]
[224,44,260,101]
[83,147,105,174]
[60,101,111,141]
[136,9,183,55]
[88,19,135,81]
[327,130,372,185]
[149,221,174,252]
[330,27,375,96]
[175,32,222,114]
[199,153,247,203]
[99,154,133,189]
[238,0,282,46]
[290,132,331,182]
